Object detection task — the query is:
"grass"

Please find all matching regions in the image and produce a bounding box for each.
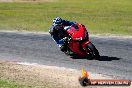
[0,79,62,88]
[0,0,132,35]
[0,80,32,88]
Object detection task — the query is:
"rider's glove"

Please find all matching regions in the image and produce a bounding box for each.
[63,37,68,42]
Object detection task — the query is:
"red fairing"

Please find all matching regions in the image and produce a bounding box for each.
[82,40,91,50]
[66,22,91,57]
[67,23,86,41]
[68,41,86,56]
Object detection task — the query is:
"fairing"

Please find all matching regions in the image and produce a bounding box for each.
[66,23,90,57]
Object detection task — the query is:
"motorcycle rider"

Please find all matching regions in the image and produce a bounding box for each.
[49,16,76,52]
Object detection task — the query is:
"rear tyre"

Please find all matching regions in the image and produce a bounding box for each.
[86,42,100,60]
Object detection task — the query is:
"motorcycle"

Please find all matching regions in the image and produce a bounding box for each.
[63,23,100,59]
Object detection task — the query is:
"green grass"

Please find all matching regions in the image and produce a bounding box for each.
[0,80,32,88]
[0,0,132,35]
[0,79,70,88]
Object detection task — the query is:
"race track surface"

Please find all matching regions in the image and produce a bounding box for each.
[0,32,132,80]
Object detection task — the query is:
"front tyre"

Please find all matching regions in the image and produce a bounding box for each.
[86,42,100,60]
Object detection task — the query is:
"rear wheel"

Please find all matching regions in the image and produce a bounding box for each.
[86,42,100,60]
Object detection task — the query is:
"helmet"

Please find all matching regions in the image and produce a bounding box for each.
[53,16,63,26]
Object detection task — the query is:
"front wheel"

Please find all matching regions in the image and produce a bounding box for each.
[86,42,100,60]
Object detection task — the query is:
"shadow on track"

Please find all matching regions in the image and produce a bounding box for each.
[71,55,121,61]
[99,56,121,61]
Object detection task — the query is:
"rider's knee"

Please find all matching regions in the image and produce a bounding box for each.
[60,45,67,52]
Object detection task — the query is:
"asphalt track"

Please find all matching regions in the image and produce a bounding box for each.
[0,32,132,80]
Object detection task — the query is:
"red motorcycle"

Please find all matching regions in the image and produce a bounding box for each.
[64,23,100,59]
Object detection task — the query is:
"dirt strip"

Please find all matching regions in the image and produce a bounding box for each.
[0,60,131,88]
